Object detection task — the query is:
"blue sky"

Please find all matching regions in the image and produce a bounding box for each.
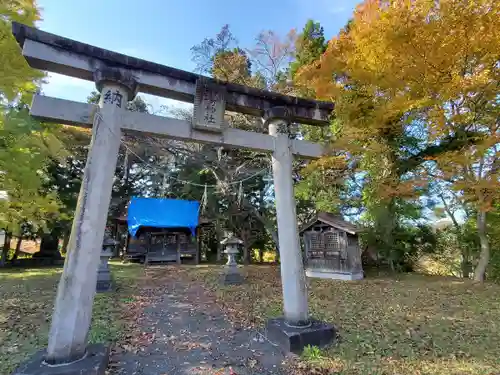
[37,0,359,110]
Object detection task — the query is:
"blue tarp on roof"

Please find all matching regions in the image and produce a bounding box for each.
[127,197,200,237]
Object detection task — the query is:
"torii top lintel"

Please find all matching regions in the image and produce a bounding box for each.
[11,22,334,126]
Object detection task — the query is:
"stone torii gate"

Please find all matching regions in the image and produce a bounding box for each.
[11,23,335,374]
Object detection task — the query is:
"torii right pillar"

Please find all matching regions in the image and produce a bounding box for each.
[263,108,335,353]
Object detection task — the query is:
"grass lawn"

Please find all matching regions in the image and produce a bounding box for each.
[184,265,500,375]
[2,262,500,375]
[0,261,144,374]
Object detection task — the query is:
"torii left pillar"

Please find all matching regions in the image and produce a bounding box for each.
[12,68,137,375]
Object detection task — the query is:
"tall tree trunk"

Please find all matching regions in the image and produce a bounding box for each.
[474,211,490,282]
[377,200,397,271]
[439,193,471,278]
[11,237,23,261]
[35,232,62,259]
[243,245,251,265]
[1,231,12,267]
[239,228,252,265]
[123,148,129,185]
[241,197,279,250]
[251,210,279,251]
[217,242,223,262]
[61,231,70,255]
[461,248,472,279]
[216,221,223,262]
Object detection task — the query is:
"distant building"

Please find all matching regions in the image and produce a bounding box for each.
[300,212,364,280]
[117,197,210,264]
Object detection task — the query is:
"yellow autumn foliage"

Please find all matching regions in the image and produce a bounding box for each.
[298,0,499,204]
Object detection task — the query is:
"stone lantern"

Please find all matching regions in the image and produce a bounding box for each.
[220,235,243,285]
[96,237,117,292]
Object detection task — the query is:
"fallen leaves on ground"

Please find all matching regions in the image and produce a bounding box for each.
[0,262,144,374]
[4,263,500,375]
[135,265,500,375]
[0,268,61,373]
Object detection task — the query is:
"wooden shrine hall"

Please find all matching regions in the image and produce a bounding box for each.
[300,212,364,280]
[117,197,209,264]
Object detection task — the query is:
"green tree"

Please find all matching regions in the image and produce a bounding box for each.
[40,92,153,254]
[290,20,327,81]
[0,1,71,263]
[0,0,42,103]
[298,0,499,273]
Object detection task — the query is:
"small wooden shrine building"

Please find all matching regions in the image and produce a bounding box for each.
[300,212,363,280]
[118,197,206,264]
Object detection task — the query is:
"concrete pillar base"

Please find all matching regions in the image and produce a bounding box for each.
[265,317,335,354]
[220,269,243,285]
[96,269,112,293]
[11,344,109,375]
[305,269,364,281]
[95,278,112,293]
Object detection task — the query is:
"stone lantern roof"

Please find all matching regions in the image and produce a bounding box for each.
[220,236,243,246]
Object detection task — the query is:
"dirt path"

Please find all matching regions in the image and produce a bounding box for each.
[109,268,287,375]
